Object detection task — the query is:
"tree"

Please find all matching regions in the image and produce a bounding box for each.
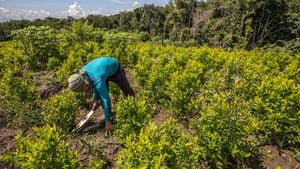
[164,0,197,41]
[248,0,293,48]
[139,4,165,35]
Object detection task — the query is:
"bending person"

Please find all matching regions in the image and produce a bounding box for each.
[67,57,135,135]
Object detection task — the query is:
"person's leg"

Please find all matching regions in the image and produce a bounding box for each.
[108,66,135,97]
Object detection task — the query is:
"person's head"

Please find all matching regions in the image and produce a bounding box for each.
[67,73,91,94]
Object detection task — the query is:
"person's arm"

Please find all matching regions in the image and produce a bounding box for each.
[95,82,113,135]
[96,83,111,122]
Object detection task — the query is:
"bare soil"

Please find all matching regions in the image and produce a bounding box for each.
[247,145,300,169]
[68,108,121,169]
[0,110,20,169]
[34,71,65,99]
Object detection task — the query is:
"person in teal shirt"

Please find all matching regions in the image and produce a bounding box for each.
[67,57,135,135]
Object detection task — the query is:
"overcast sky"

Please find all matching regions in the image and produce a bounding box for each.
[0,0,169,22]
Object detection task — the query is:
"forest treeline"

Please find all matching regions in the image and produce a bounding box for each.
[0,0,299,51]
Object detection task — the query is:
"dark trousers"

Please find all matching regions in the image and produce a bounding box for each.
[106,65,135,97]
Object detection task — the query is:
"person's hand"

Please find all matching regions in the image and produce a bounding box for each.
[91,100,99,111]
[105,121,113,136]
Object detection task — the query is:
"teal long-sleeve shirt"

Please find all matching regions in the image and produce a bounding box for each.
[82,57,119,122]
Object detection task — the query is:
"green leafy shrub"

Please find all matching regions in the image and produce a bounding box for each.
[0,55,41,127]
[44,89,83,131]
[166,59,205,118]
[99,31,141,67]
[133,44,157,86]
[88,159,105,169]
[135,52,176,103]
[56,41,101,83]
[1,66,38,102]
[13,26,60,70]
[56,51,84,83]
[115,96,150,140]
[192,94,259,169]
[56,21,103,58]
[0,124,79,169]
[253,75,300,147]
[47,56,62,70]
[117,119,202,169]
[132,42,299,152]
[66,20,103,44]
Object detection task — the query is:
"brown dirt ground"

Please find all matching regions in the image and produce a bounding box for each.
[69,108,121,169]
[0,109,20,169]
[247,145,300,169]
[34,70,65,99]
